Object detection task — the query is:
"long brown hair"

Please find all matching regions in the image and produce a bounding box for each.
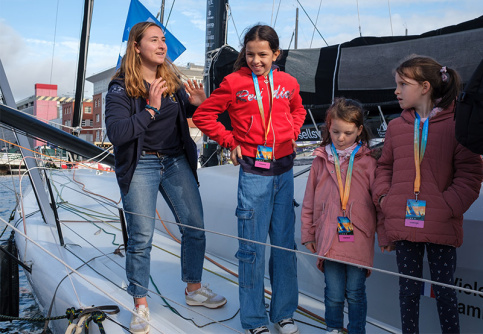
[395,55,461,110]
[321,97,371,146]
[112,21,183,99]
[233,24,281,72]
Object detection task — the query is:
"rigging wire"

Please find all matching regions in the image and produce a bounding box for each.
[295,0,328,46]
[227,4,241,46]
[164,0,176,29]
[388,0,394,36]
[310,0,323,48]
[49,0,60,85]
[272,0,282,28]
[271,0,275,26]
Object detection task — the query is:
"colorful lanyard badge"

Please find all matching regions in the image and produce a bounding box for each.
[405,113,429,229]
[253,70,274,169]
[331,143,361,242]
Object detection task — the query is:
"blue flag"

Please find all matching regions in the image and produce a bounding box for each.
[117,0,186,68]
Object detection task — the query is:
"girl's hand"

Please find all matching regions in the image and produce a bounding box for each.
[380,245,395,253]
[149,77,167,110]
[304,242,316,254]
[230,145,242,166]
[184,79,206,106]
[292,139,297,152]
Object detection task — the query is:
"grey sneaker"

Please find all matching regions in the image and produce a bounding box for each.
[274,318,299,334]
[245,325,271,334]
[130,305,150,334]
[185,284,227,309]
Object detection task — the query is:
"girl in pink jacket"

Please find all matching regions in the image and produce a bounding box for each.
[301,98,388,334]
[373,55,483,334]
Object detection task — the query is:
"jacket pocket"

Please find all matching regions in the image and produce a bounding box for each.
[348,201,376,238]
[236,207,255,250]
[243,116,254,138]
[285,112,294,128]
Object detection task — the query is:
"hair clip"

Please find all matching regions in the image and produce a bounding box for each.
[440,66,449,82]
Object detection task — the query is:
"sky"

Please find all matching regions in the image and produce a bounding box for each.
[0,0,482,101]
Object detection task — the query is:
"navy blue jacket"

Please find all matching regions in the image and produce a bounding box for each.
[105,78,199,195]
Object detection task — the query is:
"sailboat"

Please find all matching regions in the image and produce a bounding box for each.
[0,0,482,333]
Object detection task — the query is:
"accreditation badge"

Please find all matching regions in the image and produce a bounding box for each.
[404,199,426,228]
[255,145,272,169]
[337,216,354,242]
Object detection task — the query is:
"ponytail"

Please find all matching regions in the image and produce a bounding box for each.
[395,55,462,110]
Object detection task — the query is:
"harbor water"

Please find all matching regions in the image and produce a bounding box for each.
[0,175,51,334]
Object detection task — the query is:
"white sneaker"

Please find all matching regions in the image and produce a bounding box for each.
[274,318,299,334]
[329,330,343,333]
[185,283,227,309]
[245,325,271,334]
[130,305,150,334]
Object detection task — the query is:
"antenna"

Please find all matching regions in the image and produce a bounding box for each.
[356,0,362,37]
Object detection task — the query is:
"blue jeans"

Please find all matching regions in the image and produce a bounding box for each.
[324,260,367,334]
[235,167,298,329]
[122,153,206,298]
[396,241,459,334]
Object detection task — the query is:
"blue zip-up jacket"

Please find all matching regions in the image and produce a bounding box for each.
[105,78,199,195]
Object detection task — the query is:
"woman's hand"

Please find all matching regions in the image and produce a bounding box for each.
[230,145,242,166]
[184,79,206,106]
[292,139,297,152]
[149,76,167,110]
[304,242,316,254]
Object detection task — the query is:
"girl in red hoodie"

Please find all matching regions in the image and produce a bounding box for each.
[373,55,483,333]
[193,25,306,334]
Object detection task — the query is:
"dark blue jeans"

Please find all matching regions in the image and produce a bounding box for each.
[121,153,205,298]
[324,260,367,333]
[395,240,459,334]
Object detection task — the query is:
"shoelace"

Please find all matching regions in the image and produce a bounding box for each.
[199,284,215,297]
[251,327,269,334]
[278,318,294,327]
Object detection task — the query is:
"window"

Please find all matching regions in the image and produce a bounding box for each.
[96,114,100,123]
[84,106,92,114]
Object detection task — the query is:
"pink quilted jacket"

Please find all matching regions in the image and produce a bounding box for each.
[301,145,388,272]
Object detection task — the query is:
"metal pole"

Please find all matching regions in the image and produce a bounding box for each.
[201,0,228,167]
[160,0,165,25]
[72,0,94,135]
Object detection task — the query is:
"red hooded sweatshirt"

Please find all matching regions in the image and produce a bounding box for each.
[193,67,306,159]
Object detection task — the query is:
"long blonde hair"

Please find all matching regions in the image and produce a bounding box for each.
[113,21,183,99]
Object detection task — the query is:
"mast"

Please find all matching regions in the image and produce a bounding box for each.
[295,7,299,49]
[72,0,94,135]
[201,0,228,167]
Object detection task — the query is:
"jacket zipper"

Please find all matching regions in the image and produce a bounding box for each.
[264,77,276,160]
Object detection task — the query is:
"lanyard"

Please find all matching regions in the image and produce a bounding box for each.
[413,113,429,197]
[252,69,274,144]
[331,143,362,215]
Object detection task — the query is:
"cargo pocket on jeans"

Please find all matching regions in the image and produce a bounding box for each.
[235,249,256,288]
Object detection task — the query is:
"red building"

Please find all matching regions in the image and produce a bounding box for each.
[61,101,94,143]
[33,84,58,148]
